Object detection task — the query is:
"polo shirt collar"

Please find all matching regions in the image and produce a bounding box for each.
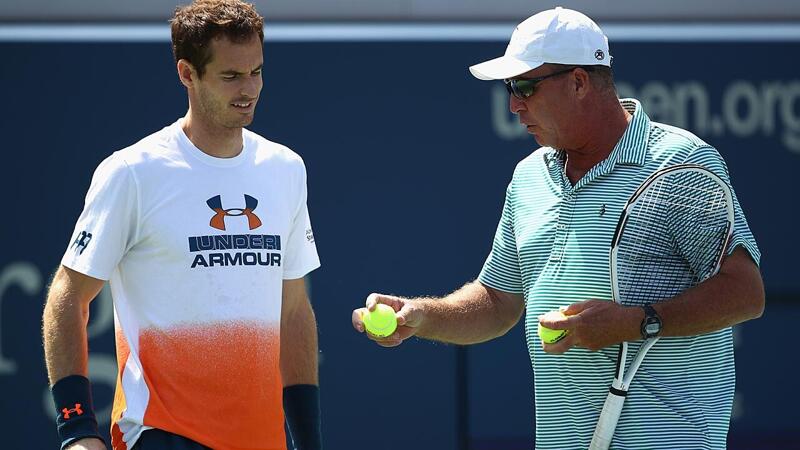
[610,98,650,167]
[546,98,650,169]
[544,98,651,191]
[565,99,649,189]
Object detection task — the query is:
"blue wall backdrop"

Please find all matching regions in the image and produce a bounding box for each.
[1,36,798,449]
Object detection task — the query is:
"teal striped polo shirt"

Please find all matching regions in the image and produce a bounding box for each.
[478,99,760,450]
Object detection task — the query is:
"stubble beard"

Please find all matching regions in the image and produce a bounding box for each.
[197,87,254,130]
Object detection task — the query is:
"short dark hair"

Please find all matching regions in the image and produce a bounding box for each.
[170,0,264,78]
[548,63,616,93]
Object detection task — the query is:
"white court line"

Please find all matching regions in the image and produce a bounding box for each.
[0,22,799,42]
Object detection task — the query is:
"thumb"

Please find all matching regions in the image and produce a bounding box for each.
[395,302,423,328]
[396,308,409,327]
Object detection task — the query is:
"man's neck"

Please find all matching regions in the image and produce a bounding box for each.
[182,110,244,159]
[564,102,632,184]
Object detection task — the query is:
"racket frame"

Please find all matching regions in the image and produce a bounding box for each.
[589,164,734,450]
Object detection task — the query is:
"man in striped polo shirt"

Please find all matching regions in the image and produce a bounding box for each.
[352,7,764,450]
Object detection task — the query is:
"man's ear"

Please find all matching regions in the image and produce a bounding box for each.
[572,67,592,100]
[177,59,197,89]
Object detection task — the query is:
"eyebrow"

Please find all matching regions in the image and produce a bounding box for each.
[220,64,263,75]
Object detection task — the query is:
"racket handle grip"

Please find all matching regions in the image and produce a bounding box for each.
[589,390,626,450]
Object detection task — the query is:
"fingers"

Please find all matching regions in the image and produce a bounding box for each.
[365,292,405,311]
[354,292,423,348]
[538,301,594,354]
[396,312,407,327]
[538,310,574,330]
[541,332,576,354]
[367,325,417,347]
[354,293,419,348]
[562,299,602,315]
[353,292,403,333]
[539,310,576,354]
[351,308,367,333]
[540,299,606,329]
[394,302,419,328]
[540,299,619,353]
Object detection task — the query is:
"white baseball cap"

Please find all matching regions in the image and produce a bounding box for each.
[469,7,611,81]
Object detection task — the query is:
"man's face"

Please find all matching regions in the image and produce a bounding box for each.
[193,34,264,129]
[508,65,575,149]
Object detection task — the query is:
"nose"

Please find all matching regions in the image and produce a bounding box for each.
[241,74,262,99]
[509,94,526,114]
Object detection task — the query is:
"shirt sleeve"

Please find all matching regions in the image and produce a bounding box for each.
[61,153,139,281]
[682,145,761,266]
[478,183,524,294]
[282,161,321,280]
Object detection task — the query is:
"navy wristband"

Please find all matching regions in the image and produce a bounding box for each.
[283,384,322,450]
[51,375,105,450]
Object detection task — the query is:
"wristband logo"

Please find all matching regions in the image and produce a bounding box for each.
[207,194,262,231]
[62,403,84,419]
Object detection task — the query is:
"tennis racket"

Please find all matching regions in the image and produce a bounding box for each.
[588,164,735,450]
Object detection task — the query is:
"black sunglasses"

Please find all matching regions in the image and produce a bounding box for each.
[504,66,594,99]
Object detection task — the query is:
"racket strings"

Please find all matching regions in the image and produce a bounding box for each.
[636,195,725,213]
[615,170,732,308]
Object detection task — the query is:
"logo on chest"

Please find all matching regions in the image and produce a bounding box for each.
[188,194,281,269]
[207,194,262,231]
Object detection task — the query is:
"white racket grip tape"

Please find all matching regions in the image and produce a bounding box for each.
[589,390,627,450]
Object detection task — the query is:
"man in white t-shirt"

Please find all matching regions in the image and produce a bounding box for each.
[42,1,322,450]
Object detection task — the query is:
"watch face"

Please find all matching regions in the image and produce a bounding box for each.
[641,306,662,339]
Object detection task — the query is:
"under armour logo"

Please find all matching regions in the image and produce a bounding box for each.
[62,403,84,420]
[599,204,606,216]
[71,231,93,255]
[595,49,605,60]
[207,194,262,231]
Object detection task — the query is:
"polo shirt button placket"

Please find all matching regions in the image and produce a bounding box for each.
[552,193,574,262]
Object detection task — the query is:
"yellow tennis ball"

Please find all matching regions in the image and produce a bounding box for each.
[363,304,398,338]
[538,310,568,344]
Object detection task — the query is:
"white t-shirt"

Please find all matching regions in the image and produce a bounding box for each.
[61,119,320,450]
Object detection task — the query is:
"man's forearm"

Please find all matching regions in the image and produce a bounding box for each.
[280,279,322,450]
[280,293,319,386]
[43,267,107,449]
[657,248,764,337]
[43,272,92,384]
[414,282,524,345]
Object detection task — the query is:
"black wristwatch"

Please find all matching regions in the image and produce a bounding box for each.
[640,304,662,339]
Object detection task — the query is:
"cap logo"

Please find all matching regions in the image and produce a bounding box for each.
[595,49,605,60]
